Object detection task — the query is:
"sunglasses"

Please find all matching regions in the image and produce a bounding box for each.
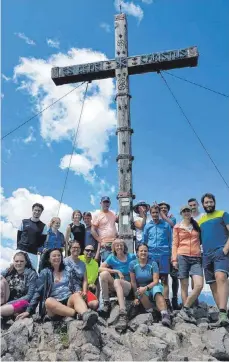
[85,249,94,253]
[182,209,191,213]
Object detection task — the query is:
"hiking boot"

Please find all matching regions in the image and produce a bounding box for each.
[115,309,128,333]
[179,308,196,324]
[127,302,140,321]
[192,298,199,307]
[99,301,111,319]
[165,299,173,313]
[152,309,161,323]
[161,313,171,328]
[210,312,229,328]
[81,310,98,329]
[172,297,181,311]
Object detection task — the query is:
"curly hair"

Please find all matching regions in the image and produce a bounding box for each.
[48,217,61,228]
[39,248,65,272]
[5,251,35,276]
[111,239,128,255]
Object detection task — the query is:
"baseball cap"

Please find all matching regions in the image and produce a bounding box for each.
[180,205,191,214]
[101,196,111,202]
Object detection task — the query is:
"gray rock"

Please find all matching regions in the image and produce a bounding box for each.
[193,304,208,319]
[38,322,55,351]
[148,324,180,348]
[136,324,149,335]
[198,322,209,333]
[112,348,133,361]
[174,321,199,335]
[1,353,14,361]
[82,353,100,361]
[128,313,153,332]
[208,306,219,322]
[202,327,229,360]
[196,317,209,325]
[80,343,100,358]
[107,304,120,326]
[24,348,41,361]
[56,349,78,361]
[39,351,57,361]
[68,320,101,348]
[168,348,217,361]
[1,337,7,356]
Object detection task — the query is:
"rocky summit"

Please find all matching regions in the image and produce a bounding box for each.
[1,302,229,361]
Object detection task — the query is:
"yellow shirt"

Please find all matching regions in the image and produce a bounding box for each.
[79,255,99,284]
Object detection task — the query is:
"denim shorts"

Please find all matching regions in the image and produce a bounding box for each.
[203,247,229,284]
[178,255,203,279]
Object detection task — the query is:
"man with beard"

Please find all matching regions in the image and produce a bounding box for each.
[188,198,204,221]
[158,201,180,311]
[199,193,229,326]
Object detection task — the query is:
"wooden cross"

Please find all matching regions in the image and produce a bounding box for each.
[51,13,198,252]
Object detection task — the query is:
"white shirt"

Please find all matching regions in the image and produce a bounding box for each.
[133,212,152,242]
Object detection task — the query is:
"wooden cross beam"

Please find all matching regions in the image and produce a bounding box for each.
[51,13,198,252]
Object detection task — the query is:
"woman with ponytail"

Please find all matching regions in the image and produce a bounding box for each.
[172,205,203,324]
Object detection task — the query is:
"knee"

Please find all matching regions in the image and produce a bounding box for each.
[100,271,110,280]
[215,273,228,283]
[45,297,55,308]
[194,283,203,292]
[88,300,99,310]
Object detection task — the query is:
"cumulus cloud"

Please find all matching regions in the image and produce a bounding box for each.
[60,153,96,182]
[100,22,111,33]
[90,194,96,206]
[114,0,144,23]
[14,32,36,46]
[2,74,11,82]
[0,187,73,269]
[23,126,36,144]
[46,38,60,49]
[13,48,116,183]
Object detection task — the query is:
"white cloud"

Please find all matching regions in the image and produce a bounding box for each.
[141,0,153,4]
[60,153,96,182]
[14,32,36,46]
[90,194,96,206]
[100,22,111,33]
[28,186,39,193]
[46,38,60,49]
[0,187,74,269]
[23,126,36,144]
[114,0,144,23]
[13,47,116,182]
[2,74,11,81]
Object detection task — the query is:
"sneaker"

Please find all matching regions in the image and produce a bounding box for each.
[179,308,196,324]
[210,312,229,328]
[115,310,128,333]
[99,301,111,319]
[82,310,98,329]
[161,313,171,328]
[172,297,182,311]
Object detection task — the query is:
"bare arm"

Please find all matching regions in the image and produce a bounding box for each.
[91,225,102,244]
[223,224,229,254]
[83,271,88,294]
[99,262,122,277]
[65,225,71,244]
[160,213,175,228]
[146,272,159,289]
[129,271,138,293]
[94,242,101,262]
[134,215,147,230]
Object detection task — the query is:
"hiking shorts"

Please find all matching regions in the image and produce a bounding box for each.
[203,247,229,284]
[150,254,170,275]
[178,255,203,279]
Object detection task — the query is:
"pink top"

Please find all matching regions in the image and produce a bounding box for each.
[172,222,201,262]
[92,210,117,245]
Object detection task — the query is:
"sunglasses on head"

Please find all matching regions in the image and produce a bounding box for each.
[85,249,94,253]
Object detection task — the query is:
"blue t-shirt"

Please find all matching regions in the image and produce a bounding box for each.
[64,257,86,291]
[198,210,229,254]
[105,253,136,281]
[129,258,159,287]
[85,226,98,250]
[50,269,72,301]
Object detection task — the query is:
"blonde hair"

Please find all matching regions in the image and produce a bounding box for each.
[111,239,128,255]
[49,217,61,228]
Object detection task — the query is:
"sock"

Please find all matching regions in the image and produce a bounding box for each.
[145,308,153,313]
[219,309,226,313]
[161,309,168,316]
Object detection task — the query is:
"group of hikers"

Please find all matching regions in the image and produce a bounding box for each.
[0,193,229,332]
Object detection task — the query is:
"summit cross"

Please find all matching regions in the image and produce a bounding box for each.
[51,13,198,252]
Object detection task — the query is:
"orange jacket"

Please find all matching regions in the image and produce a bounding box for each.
[172,223,201,262]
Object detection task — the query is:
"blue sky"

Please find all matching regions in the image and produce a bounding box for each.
[1,0,229,270]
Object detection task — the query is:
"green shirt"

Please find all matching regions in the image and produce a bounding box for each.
[79,255,99,285]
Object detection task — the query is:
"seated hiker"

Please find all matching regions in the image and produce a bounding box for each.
[99,239,136,330]
[172,205,203,323]
[79,244,100,297]
[129,243,171,328]
[38,216,65,271]
[0,252,37,318]
[64,241,99,311]
[16,248,98,329]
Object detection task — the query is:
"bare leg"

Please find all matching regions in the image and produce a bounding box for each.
[184,275,203,307]
[45,297,75,317]
[161,275,169,299]
[113,279,131,311]
[0,304,15,317]
[67,292,88,315]
[155,293,167,311]
[215,272,229,310]
[0,277,10,305]
[180,278,189,305]
[88,300,99,310]
[100,271,115,301]
[139,294,154,310]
